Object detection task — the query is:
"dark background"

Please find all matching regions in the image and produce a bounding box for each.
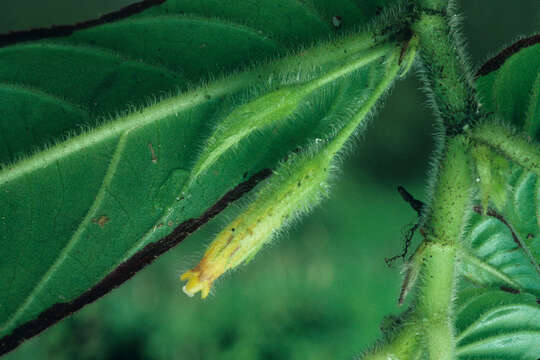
[1,1,538,359]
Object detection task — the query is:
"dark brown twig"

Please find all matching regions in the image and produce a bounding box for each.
[385,187,425,266]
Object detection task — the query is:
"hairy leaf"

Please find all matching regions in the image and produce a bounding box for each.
[454,141,540,359]
[0,0,404,352]
[458,164,540,297]
[455,289,540,359]
[460,40,540,359]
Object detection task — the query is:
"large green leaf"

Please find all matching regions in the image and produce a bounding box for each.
[455,162,540,359]
[0,0,404,353]
[0,0,394,164]
[476,36,540,139]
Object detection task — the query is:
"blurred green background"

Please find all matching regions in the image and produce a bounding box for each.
[1,1,538,359]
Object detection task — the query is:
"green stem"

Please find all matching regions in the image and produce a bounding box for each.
[365,2,479,359]
[425,136,473,244]
[410,4,478,355]
[412,0,482,134]
[363,137,472,359]
[362,322,420,360]
[414,242,456,360]
[416,136,472,359]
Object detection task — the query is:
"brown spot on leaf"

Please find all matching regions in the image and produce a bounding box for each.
[92,216,109,228]
[148,143,158,163]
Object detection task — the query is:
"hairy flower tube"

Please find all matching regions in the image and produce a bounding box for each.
[181,149,332,298]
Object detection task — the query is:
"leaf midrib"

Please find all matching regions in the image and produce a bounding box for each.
[0,69,257,184]
[456,330,540,355]
[458,247,523,290]
[456,303,540,342]
[0,71,261,333]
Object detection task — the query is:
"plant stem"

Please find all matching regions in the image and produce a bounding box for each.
[415,135,472,359]
[412,0,481,135]
[363,136,472,359]
[425,136,472,244]
[410,3,478,355]
[362,322,420,360]
[363,3,479,358]
[414,242,456,360]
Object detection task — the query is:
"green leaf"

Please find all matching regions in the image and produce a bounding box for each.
[476,36,540,139]
[455,289,540,359]
[459,160,540,297]
[0,0,405,352]
[471,44,540,358]
[0,0,395,164]
[455,143,540,359]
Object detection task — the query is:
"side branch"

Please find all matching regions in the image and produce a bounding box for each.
[412,0,482,134]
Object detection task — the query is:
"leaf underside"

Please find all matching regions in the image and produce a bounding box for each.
[455,165,540,358]
[0,0,398,352]
[453,37,540,359]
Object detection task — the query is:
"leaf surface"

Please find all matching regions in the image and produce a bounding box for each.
[455,289,540,359]
[458,164,540,297]
[448,35,540,357]
[455,142,540,359]
[476,36,540,139]
[0,0,401,352]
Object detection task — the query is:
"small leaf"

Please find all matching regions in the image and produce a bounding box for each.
[459,161,540,297]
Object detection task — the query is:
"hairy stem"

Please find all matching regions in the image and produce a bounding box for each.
[425,136,472,244]
[414,243,456,359]
[412,0,481,134]
[362,322,420,360]
[416,135,472,359]
[363,137,473,359]
[470,122,540,173]
[409,3,478,355]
